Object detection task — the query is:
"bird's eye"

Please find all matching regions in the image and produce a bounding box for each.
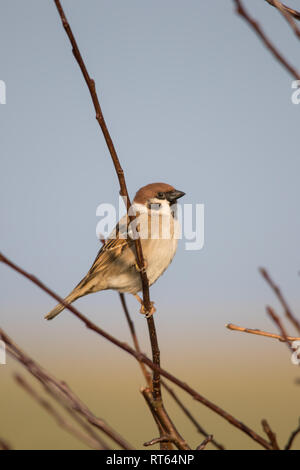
[157,192,165,199]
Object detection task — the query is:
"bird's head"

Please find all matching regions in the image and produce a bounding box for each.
[134,183,185,214]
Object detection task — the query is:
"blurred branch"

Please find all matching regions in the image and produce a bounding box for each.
[0,327,133,450]
[14,374,108,450]
[266,306,294,352]
[265,0,300,21]
[268,0,300,38]
[285,419,300,450]
[226,322,300,343]
[141,388,189,450]
[52,0,151,313]
[119,293,152,388]
[0,252,273,450]
[196,435,213,450]
[0,439,11,451]
[262,419,280,450]
[143,436,176,447]
[233,0,300,79]
[260,268,300,335]
[121,289,224,450]
[161,380,225,450]
[53,1,171,449]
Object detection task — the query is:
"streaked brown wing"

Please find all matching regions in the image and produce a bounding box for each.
[88,236,134,276]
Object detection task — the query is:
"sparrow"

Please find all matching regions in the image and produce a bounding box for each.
[45,183,185,320]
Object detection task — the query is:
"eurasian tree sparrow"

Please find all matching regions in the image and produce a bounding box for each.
[45,183,185,320]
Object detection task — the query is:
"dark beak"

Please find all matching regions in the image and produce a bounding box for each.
[166,189,185,204]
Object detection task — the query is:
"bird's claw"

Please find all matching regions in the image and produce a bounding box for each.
[140,301,156,318]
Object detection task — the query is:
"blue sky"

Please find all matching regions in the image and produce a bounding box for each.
[1,0,300,339]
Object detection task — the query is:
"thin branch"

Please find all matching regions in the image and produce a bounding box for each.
[97,235,153,389]
[120,288,224,450]
[0,252,273,450]
[269,0,300,38]
[120,293,152,386]
[266,306,295,353]
[196,435,213,450]
[52,2,168,449]
[53,0,151,312]
[262,419,280,450]
[0,327,133,450]
[265,0,300,21]
[260,268,300,335]
[226,322,300,343]
[233,0,300,80]
[143,436,176,447]
[285,418,300,450]
[141,388,189,450]
[14,374,108,450]
[162,380,225,450]
[121,294,177,450]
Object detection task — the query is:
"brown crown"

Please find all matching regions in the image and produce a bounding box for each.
[134,183,175,204]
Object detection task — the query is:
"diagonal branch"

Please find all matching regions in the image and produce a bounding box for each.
[161,380,225,450]
[285,418,300,450]
[52,0,151,312]
[267,0,300,38]
[14,374,108,450]
[0,327,133,450]
[196,435,213,450]
[265,0,300,21]
[52,3,167,444]
[0,252,273,450]
[233,0,300,80]
[260,268,300,335]
[226,322,300,343]
[262,419,280,450]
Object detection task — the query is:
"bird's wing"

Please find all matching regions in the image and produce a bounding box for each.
[88,215,135,276]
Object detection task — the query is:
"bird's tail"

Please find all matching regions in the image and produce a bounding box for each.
[45,289,83,321]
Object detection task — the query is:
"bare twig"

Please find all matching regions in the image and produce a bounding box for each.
[162,380,225,450]
[285,418,300,450]
[119,285,224,450]
[14,374,108,450]
[53,2,170,450]
[265,0,300,21]
[119,293,152,388]
[196,435,213,450]
[266,306,295,354]
[260,268,300,335]
[233,0,300,80]
[53,0,151,313]
[0,252,273,450]
[143,436,175,447]
[262,419,280,450]
[269,0,300,38]
[141,388,189,450]
[226,322,300,343]
[0,327,133,450]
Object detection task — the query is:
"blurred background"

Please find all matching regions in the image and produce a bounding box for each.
[1,0,300,450]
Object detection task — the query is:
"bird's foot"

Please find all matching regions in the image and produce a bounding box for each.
[134,294,156,318]
[140,301,156,318]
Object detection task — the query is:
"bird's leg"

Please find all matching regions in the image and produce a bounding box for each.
[134,294,156,318]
